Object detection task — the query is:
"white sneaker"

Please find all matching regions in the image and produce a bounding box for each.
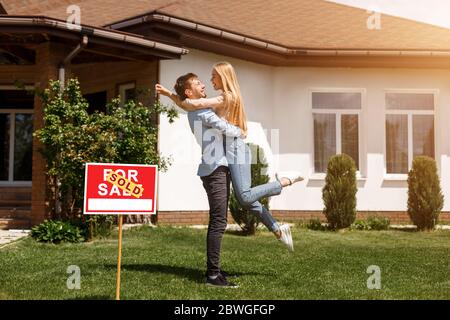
[276,171,304,186]
[278,224,294,252]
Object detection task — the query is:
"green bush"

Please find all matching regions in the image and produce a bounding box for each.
[306,218,328,231]
[229,144,268,235]
[351,220,369,230]
[86,215,115,239]
[367,216,390,230]
[31,220,85,244]
[407,156,444,231]
[351,216,390,231]
[322,154,358,230]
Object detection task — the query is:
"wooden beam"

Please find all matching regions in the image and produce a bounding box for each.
[0,45,35,63]
[0,34,47,45]
[82,48,138,62]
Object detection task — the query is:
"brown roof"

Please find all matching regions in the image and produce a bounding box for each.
[0,0,174,26]
[3,0,450,51]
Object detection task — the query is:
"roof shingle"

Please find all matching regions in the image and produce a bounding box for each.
[0,0,176,26]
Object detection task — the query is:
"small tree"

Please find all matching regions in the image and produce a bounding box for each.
[34,79,178,235]
[322,154,357,230]
[229,143,269,235]
[407,156,443,231]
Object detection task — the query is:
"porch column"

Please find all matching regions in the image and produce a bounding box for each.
[31,42,71,225]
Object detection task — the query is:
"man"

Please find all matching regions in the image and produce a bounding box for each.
[156,73,242,287]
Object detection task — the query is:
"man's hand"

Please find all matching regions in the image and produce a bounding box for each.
[155,84,172,97]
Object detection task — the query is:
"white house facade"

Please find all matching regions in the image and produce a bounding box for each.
[158,49,450,220]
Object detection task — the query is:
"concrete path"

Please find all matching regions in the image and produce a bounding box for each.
[0,230,30,248]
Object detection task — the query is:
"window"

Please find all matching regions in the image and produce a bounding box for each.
[118,82,136,106]
[385,91,435,174]
[84,91,107,114]
[312,91,362,173]
[0,89,34,184]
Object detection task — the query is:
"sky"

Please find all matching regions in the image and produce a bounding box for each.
[329,0,450,29]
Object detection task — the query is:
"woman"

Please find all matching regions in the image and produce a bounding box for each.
[156,62,303,252]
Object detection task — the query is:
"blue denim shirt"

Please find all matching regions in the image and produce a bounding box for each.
[187,109,242,177]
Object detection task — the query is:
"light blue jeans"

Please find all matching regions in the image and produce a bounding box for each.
[227,137,282,232]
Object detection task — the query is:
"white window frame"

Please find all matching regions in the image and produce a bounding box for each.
[118,82,136,106]
[383,89,439,180]
[0,85,34,186]
[310,88,366,180]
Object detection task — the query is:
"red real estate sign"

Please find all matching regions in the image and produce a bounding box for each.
[83,163,157,215]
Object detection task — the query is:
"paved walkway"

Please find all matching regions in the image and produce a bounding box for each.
[0,230,30,248]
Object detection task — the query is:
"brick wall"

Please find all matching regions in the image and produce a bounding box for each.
[0,65,36,84]
[31,42,75,225]
[72,60,158,103]
[157,210,450,225]
[157,211,211,225]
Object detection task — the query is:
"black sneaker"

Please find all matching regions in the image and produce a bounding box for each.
[206,274,239,288]
[220,270,230,277]
[205,269,231,278]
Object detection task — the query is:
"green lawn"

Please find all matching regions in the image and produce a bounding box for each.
[0,225,449,300]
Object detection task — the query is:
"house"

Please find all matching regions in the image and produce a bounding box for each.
[1,0,450,228]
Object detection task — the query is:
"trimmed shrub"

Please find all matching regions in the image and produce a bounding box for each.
[322,154,358,230]
[351,220,369,231]
[306,218,328,231]
[367,216,390,230]
[351,216,390,231]
[31,220,85,244]
[229,144,268,235]
[407,156,444,231]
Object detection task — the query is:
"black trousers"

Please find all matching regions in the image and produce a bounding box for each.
[201,166,231,277]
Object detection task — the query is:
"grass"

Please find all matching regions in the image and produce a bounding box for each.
[0,225,449,300]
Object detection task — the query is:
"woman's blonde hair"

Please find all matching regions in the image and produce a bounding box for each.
[213,61,248,135]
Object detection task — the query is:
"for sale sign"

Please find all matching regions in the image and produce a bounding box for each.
[83,163,157,215]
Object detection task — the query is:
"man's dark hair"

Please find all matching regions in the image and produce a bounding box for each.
[174,73,198,100]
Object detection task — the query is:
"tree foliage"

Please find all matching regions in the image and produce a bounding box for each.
[407,156,443,231]
[322,154,358,230]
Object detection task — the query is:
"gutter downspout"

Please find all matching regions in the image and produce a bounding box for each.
[58,35,88,91]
